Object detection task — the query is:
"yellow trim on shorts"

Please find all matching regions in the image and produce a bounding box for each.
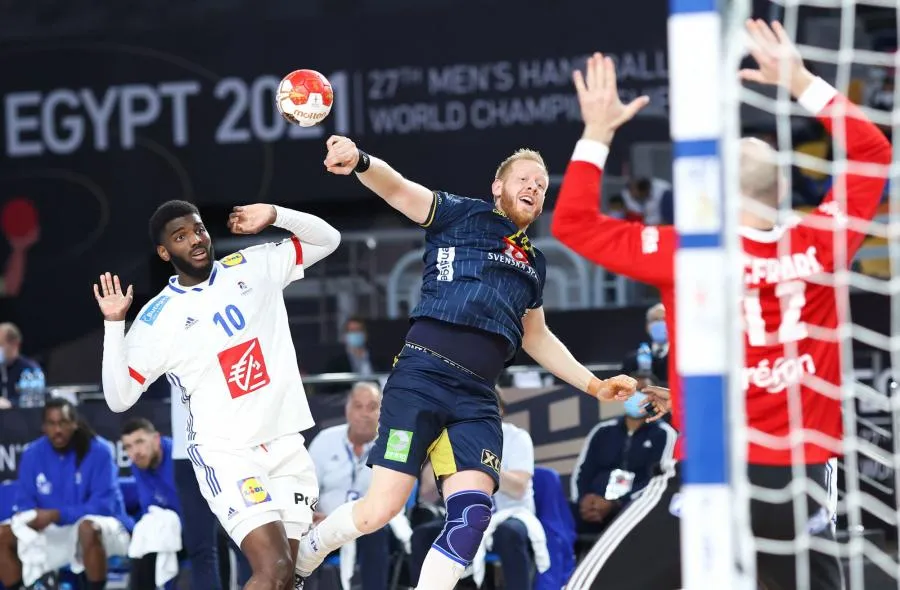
[427,428,458,477]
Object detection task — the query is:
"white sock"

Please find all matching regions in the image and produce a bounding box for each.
[296,501,363,575]
[415,547,467,590]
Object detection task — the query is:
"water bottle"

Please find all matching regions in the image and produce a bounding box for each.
[16,369,33,408]
[32,368,46,407]
[636,343,653,373]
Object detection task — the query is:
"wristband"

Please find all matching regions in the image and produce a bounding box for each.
[354,149,371,173]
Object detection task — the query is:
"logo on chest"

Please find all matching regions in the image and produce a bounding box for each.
[217,338,271,398]
[36,473,51,495]
[486,231,538,281]
[503,231,533,265]
[237,281,253,295]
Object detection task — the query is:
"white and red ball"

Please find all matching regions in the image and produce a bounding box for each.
[276,69,333,127]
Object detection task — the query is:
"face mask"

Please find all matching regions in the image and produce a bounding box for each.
[346,332,366,348]
[648,320,667,344]
[623,393,648,419]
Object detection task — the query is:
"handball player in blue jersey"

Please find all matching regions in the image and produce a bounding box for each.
[295,136,636,588]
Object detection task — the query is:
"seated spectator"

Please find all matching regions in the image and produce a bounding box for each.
[306,382,408,590]
[0,322,45,409]
[570,374,677,535]
[410,392,546,589]
[619,177,672,225]
[605,194,627,219]
[0,399,133,590]
[327,317,376,377]
[621,302,669,385]
[121,418,183,590]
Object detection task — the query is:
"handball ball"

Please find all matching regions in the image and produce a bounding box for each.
[276,69,333,127]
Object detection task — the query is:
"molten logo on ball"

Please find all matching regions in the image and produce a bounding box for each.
[276,69,333,128]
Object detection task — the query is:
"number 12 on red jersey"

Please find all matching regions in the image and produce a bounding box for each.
[743,281,809,347]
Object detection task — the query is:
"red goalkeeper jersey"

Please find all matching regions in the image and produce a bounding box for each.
[552,77,890,465]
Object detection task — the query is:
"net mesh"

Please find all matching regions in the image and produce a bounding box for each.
[724,1,899,588]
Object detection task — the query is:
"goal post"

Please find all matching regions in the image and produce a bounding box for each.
[671,0,899,588]
[669,0,751,585]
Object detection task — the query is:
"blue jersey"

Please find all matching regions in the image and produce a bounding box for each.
[130,436,181,517]
[411,191,547,358]
[14,436,135,532]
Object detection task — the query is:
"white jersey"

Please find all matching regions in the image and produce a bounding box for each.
[125,237,312,449]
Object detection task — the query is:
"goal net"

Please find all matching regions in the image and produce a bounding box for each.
[671,0,898,589]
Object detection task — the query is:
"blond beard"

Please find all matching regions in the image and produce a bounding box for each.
[498,192,539,229]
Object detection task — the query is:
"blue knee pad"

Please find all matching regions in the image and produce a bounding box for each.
[433,490,493,566]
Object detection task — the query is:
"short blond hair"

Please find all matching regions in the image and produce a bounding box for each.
[739,138,779,205]
[495,148,547,180]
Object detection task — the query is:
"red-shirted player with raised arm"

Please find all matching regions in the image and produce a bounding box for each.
[556,20,890,590]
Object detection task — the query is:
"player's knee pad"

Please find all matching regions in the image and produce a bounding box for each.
[433,490,493,565]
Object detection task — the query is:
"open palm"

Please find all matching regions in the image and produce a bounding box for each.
[93,272,133,322]
[574,52,650,142]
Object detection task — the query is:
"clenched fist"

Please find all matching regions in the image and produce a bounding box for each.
[588,374,638,401]
[324,135,360,175]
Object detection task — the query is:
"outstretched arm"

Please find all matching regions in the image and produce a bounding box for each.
[740,19,891,259]
[551,53,676,286]
[322,135,435,224]
[522,306,635,401]
[228,204,340,270]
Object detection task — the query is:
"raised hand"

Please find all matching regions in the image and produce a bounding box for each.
[93,272,133,322]
[324,135,360,175]
[573,52,650,144]
[228,204,277,235]
[740,19,814,98]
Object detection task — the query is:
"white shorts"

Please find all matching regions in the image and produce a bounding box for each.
[10,515,130,585]
[188,432,319,546]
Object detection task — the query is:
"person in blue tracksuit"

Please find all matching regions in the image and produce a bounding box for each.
[0,398,133,590]
[570,375,678,535]
[120,417,182,589]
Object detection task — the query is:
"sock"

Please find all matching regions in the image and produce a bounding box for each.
[296,501,363,576]
[419,490,492,587]
[416,548,468,590]
[88,581,106,590]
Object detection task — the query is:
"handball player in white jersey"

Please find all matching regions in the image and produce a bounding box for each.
[94,200,340,590]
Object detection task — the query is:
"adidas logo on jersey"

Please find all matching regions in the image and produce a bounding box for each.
[184,317,198,330]
[227,507,237,519]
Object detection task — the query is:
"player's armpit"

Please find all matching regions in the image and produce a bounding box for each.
[551,154,675,286]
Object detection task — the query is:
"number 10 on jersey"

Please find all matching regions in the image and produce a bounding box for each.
[213,304,246,337]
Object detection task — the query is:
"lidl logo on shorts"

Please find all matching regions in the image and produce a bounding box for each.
[238,477,271,507]
[384,429,413,463]
[481,449,501,474]
[222,252,247,267]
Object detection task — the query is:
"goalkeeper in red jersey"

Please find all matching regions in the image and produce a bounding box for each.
[554,20,890,590]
